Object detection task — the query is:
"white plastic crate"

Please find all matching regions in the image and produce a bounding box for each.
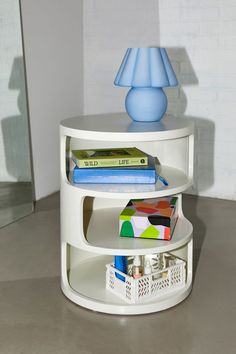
[106,254,186,304]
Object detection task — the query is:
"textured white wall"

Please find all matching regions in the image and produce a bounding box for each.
[83,0,236,200]
[83,0,160,114]
[0,0,31,182]
[21,0,83,200]
[158,0,236,200]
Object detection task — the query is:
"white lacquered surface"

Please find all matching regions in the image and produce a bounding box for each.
[60,112,194,314]
[60,113,193,141]
[84,209,193,255]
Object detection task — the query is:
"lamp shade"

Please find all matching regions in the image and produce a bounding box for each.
[114,47,178,88]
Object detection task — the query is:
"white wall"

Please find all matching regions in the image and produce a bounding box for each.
[158,0,236,200]
[21,0,83,200]
[83,0,160,114]
[83,0,236,200]
[0,0,31,182]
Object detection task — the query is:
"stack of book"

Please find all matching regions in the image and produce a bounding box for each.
[70,147,168,185]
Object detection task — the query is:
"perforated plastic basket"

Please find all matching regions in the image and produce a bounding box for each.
[106,254,186,304]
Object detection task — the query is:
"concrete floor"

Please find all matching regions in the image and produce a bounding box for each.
[0,182,33,228]
[0,192,235,354]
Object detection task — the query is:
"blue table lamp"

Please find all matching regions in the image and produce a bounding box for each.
[114,47,178,122]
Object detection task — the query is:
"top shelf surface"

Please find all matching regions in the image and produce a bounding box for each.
[60,113,193,141]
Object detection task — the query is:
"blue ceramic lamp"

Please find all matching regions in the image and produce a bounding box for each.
[114,47,178,122]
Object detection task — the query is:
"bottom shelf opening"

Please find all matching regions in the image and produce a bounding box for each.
[63,241,191,310]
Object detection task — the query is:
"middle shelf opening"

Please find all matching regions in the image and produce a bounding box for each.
[80,195,193,255]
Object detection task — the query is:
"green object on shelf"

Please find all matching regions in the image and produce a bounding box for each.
[120,221,134,237]
[120,208,136,220]
[140,225,160,239]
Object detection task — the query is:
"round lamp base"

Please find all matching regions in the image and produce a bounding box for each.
[125,87,167,122]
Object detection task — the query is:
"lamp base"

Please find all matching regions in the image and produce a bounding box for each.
[125,87,167,122]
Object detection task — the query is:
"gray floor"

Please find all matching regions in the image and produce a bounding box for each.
[0,182,33,228]
[0,192,235,354]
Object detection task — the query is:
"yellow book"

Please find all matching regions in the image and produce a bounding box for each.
[71,147,148,168]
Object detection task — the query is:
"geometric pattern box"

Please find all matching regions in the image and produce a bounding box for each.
[119,196,178,241]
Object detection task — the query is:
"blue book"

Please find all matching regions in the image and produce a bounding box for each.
[72,157,157,184]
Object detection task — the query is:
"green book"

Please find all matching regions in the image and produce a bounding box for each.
[71,147,148,168]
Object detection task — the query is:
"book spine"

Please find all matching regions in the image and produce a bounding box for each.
[73,156,148,168]
[72,168,156,184]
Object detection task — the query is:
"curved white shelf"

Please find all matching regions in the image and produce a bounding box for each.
[62,255,192,315]
[67,165,191,199]
[83,209,193,255]
[60,113,193,141]
[60,113,194,314]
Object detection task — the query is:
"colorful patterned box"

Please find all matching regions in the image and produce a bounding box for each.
[119,197,178,241]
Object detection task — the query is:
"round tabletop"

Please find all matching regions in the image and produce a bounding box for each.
[60,112,194,141]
